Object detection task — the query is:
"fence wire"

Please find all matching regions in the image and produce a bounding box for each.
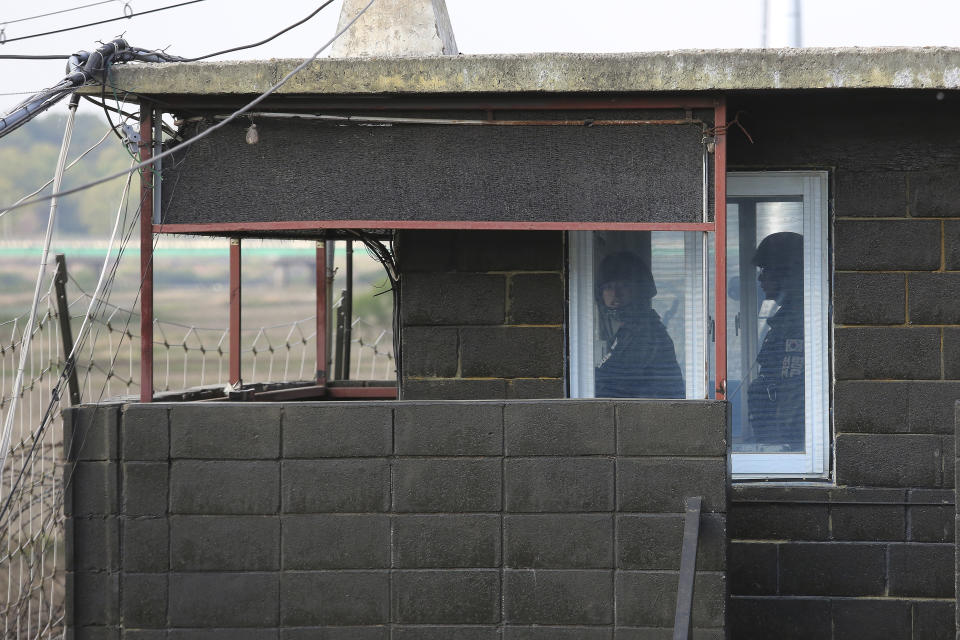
[1,270,394,639]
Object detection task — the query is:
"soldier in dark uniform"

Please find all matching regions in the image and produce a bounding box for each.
[594,251,684,398]
[747,232,805,450]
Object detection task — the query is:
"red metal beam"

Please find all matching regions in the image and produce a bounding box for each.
[139,113,154,403]
[316,242,327,387]
[229,238,242,386]
[713,98,728,400]
[155,221,717,234]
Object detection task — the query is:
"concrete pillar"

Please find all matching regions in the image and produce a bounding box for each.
[331,0,458,57]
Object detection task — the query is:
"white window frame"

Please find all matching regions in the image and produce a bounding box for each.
[727,171,830,479]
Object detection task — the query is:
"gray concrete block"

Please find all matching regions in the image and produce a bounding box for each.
[617,514,726,571]
[394,514,501,568]
[909,504,954,542]
[122,517,168,573]
[907,383,960,433]
[909,166,960,217]
[282,403,392,458]
[168,631,279,640]
[617,458,726,513]
[505,458,613,512]
[170,515,279,571]
[909,273,960,323]
[835,170,907,218]
[946,220,960,270]
[504,514,612,569]
[944,328,960,379]
[912,600,955,640]
[393,570,500,624]
[829,504,905,541]
[728,596,831,640]
[778,542,886,596]
[121,404,169,461]
[401,327,458,378]
[394,627,499,640]
[71,627,119,640]
[508,273,564,324]
[170,404,280,459]
[401,272,506,325]
[397,229,458,272]
[503,628,611,640]
[122,463,168,517]
[728,541,777,596]
[834,327,940,380]
[833,272,905,324]
[401,379,507,400]
[283,459,389,513]
[170,461,279,514]
[836,434,942,487]
[168,573,279,627]
[65,462,118,516]
[835,220,940,271]
[455,230,563,272]
[460,327,563,378]
[66,517,119,572]
[68,572,120,626]
[121,573,167,628]
[831,599,911,640]
[834,381,908,433]
[394,458,501,513]
[395,403,503,456]
[615,571,724,628]
[506,378,565,399]
[888,542,955,597]
[614,630,724,640]
[728,503,828,541]
[65,406,118,461]
[282,629,386,640]
[122,631,167,640]
[503,569,612,625]
[616,401,726,456]
[281,571,389,626]
[282,514,390,569]
[505,401,614,456]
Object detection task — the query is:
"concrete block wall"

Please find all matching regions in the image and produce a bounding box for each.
[725,92,958,639]
[65,399,728,638]
[397,230,566,400]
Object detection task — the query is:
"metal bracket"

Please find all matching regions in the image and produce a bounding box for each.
[122,123,141,156]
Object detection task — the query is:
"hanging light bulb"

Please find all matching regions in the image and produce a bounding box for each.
[245,123,259,145]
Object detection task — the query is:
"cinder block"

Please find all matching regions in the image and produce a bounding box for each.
[401,378,507,400]
[834,219,940,271]
[121,403,169,461]
[397,229,458,272]
[835,170,907,218]
[728,597,831,640]
[728,541,777,595]
[65,405,119,461]
[66,516,119,572]
[615,571,724,628]
[122,517,168,573]
[503,569,612,625]
[395,403,503,456]
[778,542,886,596]
[282,459,389,513]
[836,434,941,487]
[393,458,501,513]
[616,401,726,456]
[282,403,391,458]
[508,273,564,324]
[394,628,498,640]
[170,460,279,514]
[912,600,955,640]
[503,628,611,640]
[121,573,167,628]
[909,273,960,323]
[504,401,614,456]
[122,463,168,517]
[909,505,954,542]
[506,378,565,399]
[282,514,390,569]
[460,327,563,378]
[829,504,905,541]
[505,514,612,569]
[72,627,119,640]
[122,631,167,640]
[69,572,120,626]
[944,328,960,379]
[455,230,563,272]
[64,462,118,516]
[888,542,954,597]
[170,515,279,571]
[617,458,726,513]
[909,166,960,217]
[833,272,905,324]
[401,327,458,378]
[167,632,278,640]
[728,503,828,541]
[907,383,960,433]
[946,220,960,269]
[394,514,500,568]
[281,571,389,626]
[617,514,726,571]
[169,404,280,459]
[831,599,911,640]
[282,629,386,640]
[835,382,907,434]
[401,272,506,325]
[834,328,940,380]
[615,630,724,640]
[505,458,613,512]
[168,572,279,627]
[393,570,500,624]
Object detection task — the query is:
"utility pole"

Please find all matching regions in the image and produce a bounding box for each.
[762,0,803,48]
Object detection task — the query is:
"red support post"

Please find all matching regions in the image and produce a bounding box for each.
[713,98,728,400]
[139,113,154,403]
[229,238,242,386]
[316,241,327,386]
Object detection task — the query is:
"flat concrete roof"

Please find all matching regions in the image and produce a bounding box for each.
[100,47,960,99]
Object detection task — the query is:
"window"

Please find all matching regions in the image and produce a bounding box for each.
[568,171,829,479]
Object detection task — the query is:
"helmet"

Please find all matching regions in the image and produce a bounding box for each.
[752,232,803,270]
[596,251,657,302]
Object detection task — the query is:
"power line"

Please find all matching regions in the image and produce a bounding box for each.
[0,0,379,214]
[0,0,208,45]
[3,0,124,26]
[0,54,71,60]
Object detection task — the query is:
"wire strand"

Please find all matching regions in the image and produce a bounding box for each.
[2,0,124,26]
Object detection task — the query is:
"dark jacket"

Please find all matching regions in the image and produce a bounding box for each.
[595,307,685,399]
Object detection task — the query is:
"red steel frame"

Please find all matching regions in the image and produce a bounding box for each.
[140,96,728,402]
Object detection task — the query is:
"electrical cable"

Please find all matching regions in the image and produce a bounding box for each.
[0,54,71,60]
[0,0,208,45]
[0,0,380,213]
[3,0,126,26]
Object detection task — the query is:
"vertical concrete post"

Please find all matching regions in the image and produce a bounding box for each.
[331,0,458,57]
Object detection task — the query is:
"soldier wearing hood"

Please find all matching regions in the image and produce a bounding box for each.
[594,251,684,398]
